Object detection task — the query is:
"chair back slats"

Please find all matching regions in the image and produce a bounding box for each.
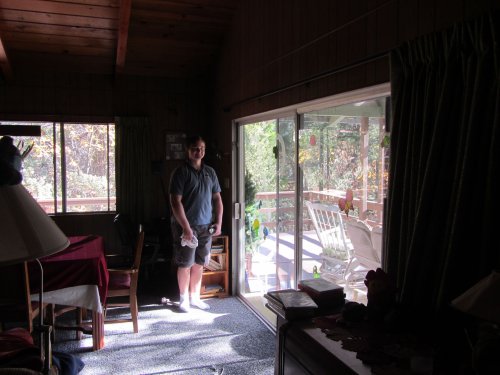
[371,226,383,261]
[305,200,352,260]
[345,220,381,269]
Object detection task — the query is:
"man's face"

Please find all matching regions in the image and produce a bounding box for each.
[187,141,205,161]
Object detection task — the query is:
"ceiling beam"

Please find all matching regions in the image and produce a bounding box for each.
[115,0,132,75]
[0,36,13,81]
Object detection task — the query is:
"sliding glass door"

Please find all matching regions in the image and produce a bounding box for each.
[236,115,297,320]
[235,85,390,326]
[299,97,388,304]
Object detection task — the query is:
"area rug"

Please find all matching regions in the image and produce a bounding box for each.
[52,297,275,375]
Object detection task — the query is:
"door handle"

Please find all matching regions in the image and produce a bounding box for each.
[234,202,241,219]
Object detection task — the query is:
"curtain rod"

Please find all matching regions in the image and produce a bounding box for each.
[222,50,390,113]
[0,114,115,123]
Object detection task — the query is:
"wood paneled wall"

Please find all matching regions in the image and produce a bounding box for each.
[214,0,497,120]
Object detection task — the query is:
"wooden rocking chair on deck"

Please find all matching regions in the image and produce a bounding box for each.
[344,220,382,282]
[305,201,354,281]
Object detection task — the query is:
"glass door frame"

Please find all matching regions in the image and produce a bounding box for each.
[231,83,391,314]
[233,111,298,300]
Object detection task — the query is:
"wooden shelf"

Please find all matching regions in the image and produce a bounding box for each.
[202,270,226,276]
[201,235,229,298]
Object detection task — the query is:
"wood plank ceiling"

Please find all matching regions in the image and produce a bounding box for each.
[0,0,239,80]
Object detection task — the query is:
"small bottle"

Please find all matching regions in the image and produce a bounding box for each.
[313,265,320,279]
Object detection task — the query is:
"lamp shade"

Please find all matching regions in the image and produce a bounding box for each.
[451,271,500,324]
[0,184,69,264]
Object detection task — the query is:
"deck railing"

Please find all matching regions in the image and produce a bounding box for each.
[36,197,116,213]
[254,190,384,231]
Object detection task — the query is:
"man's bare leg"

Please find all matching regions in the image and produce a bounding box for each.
[189,264,210,310]
[177,266,191,312]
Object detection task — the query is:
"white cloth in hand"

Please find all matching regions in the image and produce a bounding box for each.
[181,234,198,248]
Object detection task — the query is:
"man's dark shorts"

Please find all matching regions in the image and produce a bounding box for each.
[171,222,213,268]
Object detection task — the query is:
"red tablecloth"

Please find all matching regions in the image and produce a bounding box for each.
[29,235,109,303]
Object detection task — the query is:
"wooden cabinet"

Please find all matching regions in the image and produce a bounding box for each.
[201,235,229,298]
[266,300,370,375]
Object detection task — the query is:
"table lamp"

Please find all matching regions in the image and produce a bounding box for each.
[451,271,500,325]
[451,271,500,374]
[0,135,69,374]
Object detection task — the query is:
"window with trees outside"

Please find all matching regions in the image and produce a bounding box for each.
[1,121,116,214]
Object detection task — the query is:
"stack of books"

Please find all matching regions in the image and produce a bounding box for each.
[264,289,318,320]
[202,283,223,293]
[210,244,224,254]
[204,254,225,271]
[298,278,345,309]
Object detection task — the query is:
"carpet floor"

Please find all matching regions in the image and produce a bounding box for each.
[52,297,276,375]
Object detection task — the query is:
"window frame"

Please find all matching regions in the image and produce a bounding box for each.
[0,118,116,214]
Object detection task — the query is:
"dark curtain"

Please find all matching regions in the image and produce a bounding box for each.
[116,117,152,226]
[387,12,500,320]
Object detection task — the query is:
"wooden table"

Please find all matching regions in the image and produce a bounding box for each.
[29,235,109,350]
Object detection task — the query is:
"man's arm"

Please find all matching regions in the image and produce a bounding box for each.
[170,193,193,240]
[212,192,223,236]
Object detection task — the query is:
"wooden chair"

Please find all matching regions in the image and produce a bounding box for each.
[305,200,354,281]
[113,213,163,281]
[344,220,381,282]
[370,225,383,260]
[104,224,145,333]
[0,262,46,334]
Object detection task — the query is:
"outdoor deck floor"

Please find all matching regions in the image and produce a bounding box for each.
[245,231,371,306]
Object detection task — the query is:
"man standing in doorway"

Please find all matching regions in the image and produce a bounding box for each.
[169,135,223,312]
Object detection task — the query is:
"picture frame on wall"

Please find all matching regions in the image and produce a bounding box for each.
[165,132,186,160]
